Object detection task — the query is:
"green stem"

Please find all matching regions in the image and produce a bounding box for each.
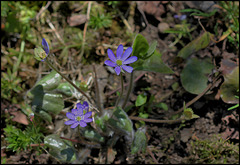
[122,71,134,109]
[45,59,92,104]
[13,40,25,75]
[115,72,124,107]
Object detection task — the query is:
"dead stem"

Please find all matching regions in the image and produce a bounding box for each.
[147,147,159,164]
[35,1,52,20]
[79,1,92,62]
[46,18,65,45]
[116,8,133,33]
[129,116,184,124]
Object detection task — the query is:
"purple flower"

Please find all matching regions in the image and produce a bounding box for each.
[65,101,93,128]
[174,14,187,21]
[104,44,138,75]
[41,38,50,61]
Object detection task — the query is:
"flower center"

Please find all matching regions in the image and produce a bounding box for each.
[75,116,82,121]
[116,60,123,66]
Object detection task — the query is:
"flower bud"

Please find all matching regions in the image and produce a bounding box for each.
[34,47,47,61]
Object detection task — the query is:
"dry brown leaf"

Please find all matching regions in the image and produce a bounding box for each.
[219,59,238,75]
[67,14,87,26]
[10,111,29,125]
[107,147,117,164]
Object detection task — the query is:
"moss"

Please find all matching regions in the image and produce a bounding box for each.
[187,134,239,164]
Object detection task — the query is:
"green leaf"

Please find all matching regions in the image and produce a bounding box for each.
[131,34,174,74]
[145,40,157,59]
[131,127,147,154]
[27,70,64,120]
[132,34,149,59]
[34,70,61,91]
[108,107,134,141]
[55,82,75,97]
[30,83,64,115]
[44,134,76,163]
[183,104,199,120]
[135,94,147,107]
[220,66,239,104]
[37,110,52,123]
[154,102,168,111]
[139,112,148,119]
[177,32,214,59]
[180,57,214,94]
[134,50,174,74]
[82,128,105,143]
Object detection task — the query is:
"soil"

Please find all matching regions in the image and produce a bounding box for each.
[1,1,239,164]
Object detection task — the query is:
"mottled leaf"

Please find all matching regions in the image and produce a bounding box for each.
[108,107,134,141]
[34,70,61,91]
[44,134,76,163]
[131,127,147,154]
[31,86,64,115]
[82,128,105,143]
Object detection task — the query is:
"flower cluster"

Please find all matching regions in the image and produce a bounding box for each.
[104,44,137,75]
[65,101,93,128]
[34,38,49,62]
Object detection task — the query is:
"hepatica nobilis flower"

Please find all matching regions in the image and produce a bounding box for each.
[104,44,138,75]
[34,38,50,62]
[65,101,93,128]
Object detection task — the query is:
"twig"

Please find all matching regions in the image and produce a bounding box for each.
[30,143,45,147]
[129,116,183,124]
[36,1,52,20]
[169,72,222,116]
[79,1,92,61]
[46,18,65,45]
[136,2,149,27]
[147,147,159,164]
[102,43,129,50]
[116,8,132,33]
[128,1,136,29]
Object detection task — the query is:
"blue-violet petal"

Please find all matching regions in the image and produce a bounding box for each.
[121,47,133,61]
[116,44,123,59]
[123,56,138,64]
[107,49,117,62]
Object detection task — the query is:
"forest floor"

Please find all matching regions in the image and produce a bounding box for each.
[1,1,239,164]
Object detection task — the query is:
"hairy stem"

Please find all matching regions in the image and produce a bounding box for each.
[45,59,92,104]
[122,71,134,109]
[115,72,124,107]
